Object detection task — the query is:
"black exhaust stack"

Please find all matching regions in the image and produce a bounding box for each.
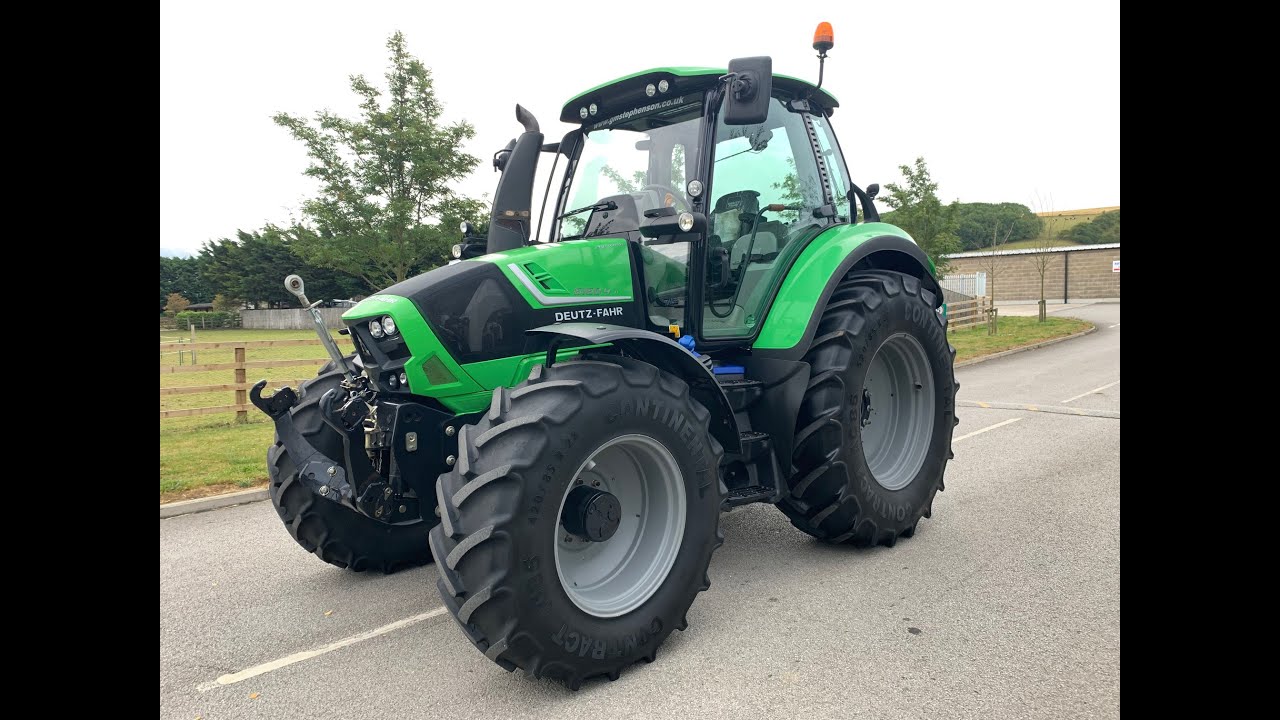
[486,105,543,253]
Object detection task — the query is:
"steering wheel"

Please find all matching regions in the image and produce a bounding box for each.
[639,184,690,213]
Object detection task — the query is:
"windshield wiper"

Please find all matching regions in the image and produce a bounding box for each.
[557,200,618,221]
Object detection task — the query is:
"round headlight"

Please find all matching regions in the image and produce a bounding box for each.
[645,83,656,97]
[388,374,399,389]
[399,372,408,386]
[579,106,589,119]
[686,179,703,197]
[588,103,598,116]
[658,79,670,93]
[677,212,695,233]
[381,316,397,336]
[451,243,463,259]
[368,320,384,339]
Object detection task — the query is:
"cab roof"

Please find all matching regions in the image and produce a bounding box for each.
[559,66,840,125]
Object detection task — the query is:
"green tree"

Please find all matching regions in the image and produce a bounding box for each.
[953,203,1042,251]
[164,293,190,317]
[1061,210,1120,244]
[273,31,483,290]
[200,228,364,308]
[879,157,962,275]
[211,293,237,312]
[159,255,213,311]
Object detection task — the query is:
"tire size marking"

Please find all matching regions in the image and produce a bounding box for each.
[521,554,548,608]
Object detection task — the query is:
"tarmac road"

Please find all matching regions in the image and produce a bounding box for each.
[160,303,1120,719]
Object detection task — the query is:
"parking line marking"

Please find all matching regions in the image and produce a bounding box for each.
[205,606,448,690]
[1062,381,1119,404]
[953,418,1022,442]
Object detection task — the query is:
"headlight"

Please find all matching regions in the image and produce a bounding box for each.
[658,79,670,93]
[645,83,656,97]
[368,320,384,339]
[399,372,408,386]
[579,106,589,119]
[381,316,397,336]
[451,244,463,259]
[588,103,598,116]
[677,212,695,232]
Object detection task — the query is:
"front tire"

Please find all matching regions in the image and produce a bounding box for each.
[779,270,957,546]
[268,358,434,572]
[429,357,724,689]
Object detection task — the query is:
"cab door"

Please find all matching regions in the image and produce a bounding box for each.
[700,94,834,340]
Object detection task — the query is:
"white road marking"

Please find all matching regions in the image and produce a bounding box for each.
[204,606,448,690]
[1062,380,1120,404]
[1109,323,1120,328]
[953,418,1023,442]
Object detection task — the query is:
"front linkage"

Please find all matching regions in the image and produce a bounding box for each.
[249,275,476,527]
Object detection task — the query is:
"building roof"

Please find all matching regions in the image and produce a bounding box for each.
[944,243,1120,259]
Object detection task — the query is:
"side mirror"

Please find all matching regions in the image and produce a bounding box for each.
[723,56,773,126]
[640,207,707,241]
[867,183,879,200]
[493,138,516,172]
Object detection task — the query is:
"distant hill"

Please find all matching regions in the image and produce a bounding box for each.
[1036,206,1119,238]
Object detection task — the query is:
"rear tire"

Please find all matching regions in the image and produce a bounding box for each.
[779,270,957,546]
[268,358,434,573]
[429,357,724,689]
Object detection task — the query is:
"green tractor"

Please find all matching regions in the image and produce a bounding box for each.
[252,26,956,689]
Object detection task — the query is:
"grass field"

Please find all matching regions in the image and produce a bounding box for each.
[160,328,341,502]
[159,318,1092,503]
[948,316,1091,361]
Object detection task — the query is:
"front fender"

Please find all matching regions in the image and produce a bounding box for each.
[525,323,741,454]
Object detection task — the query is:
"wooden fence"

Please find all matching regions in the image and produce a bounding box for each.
[159,338,329,422]
[946,296,997,332]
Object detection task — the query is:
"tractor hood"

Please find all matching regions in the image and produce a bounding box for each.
[341,238,645,413]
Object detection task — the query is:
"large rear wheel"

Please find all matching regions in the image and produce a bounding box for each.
[430,356,724,689]
[268,358,434,572]
[780,270,957,546]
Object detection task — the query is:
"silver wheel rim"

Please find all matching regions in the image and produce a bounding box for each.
[554,434,686,618]
[860,332,936,491]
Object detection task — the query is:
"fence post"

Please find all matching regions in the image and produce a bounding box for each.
[190,326,197,364]
[235,345,247,424]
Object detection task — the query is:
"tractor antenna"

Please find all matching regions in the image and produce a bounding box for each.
[812,22,834,91]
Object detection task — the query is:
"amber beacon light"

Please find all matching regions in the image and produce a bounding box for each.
[813,22,834,53]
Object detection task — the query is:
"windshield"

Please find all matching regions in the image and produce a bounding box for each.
[556,95,704,241]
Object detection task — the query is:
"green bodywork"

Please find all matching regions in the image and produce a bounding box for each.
[343,237,637,414]
[477,237,635,306]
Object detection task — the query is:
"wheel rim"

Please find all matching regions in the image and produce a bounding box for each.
[554,434,687,618]
[859,333,936,491]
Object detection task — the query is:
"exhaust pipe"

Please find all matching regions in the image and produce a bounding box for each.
[486,105,543,253]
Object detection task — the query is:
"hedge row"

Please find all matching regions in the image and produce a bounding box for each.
[174,311,241,329]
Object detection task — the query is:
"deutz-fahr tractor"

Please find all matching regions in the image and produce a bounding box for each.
[252,24,957,690]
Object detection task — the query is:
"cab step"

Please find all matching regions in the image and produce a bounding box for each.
[723,484,774,508]
[718,378,764,412]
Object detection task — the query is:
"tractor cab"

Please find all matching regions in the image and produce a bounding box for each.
[540,65,854,345]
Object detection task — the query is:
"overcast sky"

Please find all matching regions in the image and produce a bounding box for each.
[159,0,1119,257]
